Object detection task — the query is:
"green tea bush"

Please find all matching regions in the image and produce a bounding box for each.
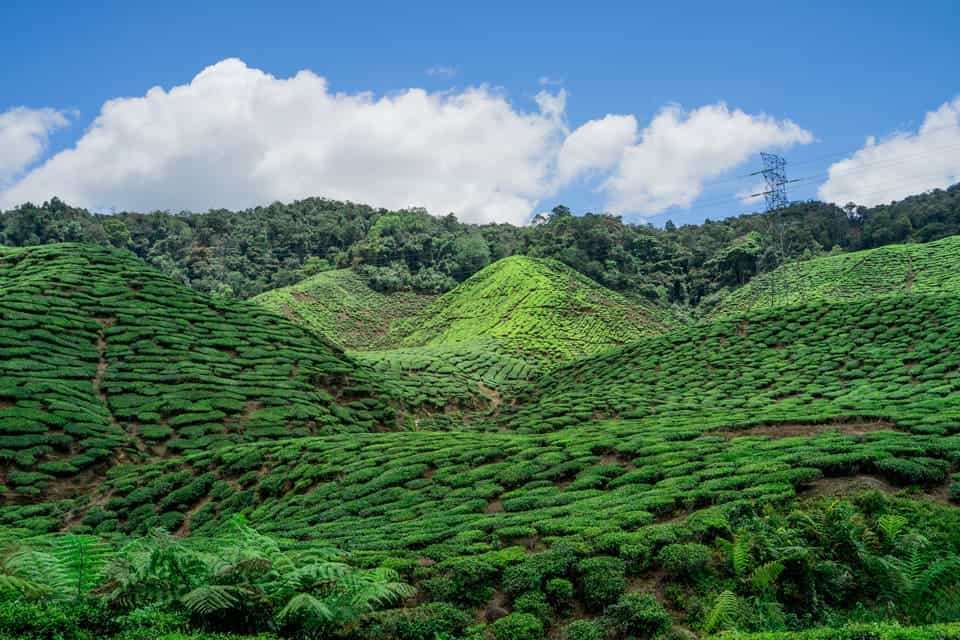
[579,556,627,610]
[563,619,604,640]
[657,543,713,579]
[358,602,472,640]
[545,578,575,606]
[513,591,551,621]
[0,599,115,640]
[604,593,671,639]
[491,612,544,640]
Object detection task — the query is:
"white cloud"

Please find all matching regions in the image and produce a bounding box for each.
[557,114,637,184]
[0,107,70,187]
[602,103,813,215]
[425,65,457,77]
[0,59,815,223]
[818,97,960,206]
[0,59,566,224]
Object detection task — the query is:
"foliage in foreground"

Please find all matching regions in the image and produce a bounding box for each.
[6,495,960,639]
[0,516,411,640]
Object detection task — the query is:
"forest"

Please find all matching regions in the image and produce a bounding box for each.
[2,183,958,308]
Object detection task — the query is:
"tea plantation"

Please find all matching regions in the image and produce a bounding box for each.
[251,269,436,350]
[0,244,398,500]
[713,235,960,318]
[393,255,675,361]
[5,240,960,640]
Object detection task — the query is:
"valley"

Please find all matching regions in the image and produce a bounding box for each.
[3,192,960,640]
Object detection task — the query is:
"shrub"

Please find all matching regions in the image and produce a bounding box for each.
[0,599,115,640]
[656,543,712,579]
[359,602,472,640]
[579,555,627,610]
[491,612,544,640]
[563,619,603,640]
[503,562,543,595]
[442,557,498,605]
[950,482,960,505]
[513,591,551,621]
[604,593,670,639]
[545,577,575,606]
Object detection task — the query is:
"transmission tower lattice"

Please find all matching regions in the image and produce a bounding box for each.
[750,152,795,212]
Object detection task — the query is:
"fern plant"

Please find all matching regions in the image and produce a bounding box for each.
[0,533,107,602]
[96,515,414,638]
[873,535,960,623]
[704,589,741,633]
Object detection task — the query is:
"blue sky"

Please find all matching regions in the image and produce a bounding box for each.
[1,0,957,225]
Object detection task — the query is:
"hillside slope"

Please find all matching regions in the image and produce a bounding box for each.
[0,244,396,498]
[8,253,960,637]
[251,269,436,349]
[395,255,674,361]
[713,235,960,318]
[509,292,960,433]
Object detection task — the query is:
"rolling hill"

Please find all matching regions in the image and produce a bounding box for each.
[0,244,397,499]
[250,268,436,349]
[7,236,960,640]
[511,292,960,433]
[393,255,675,361]
[712,235,960,318]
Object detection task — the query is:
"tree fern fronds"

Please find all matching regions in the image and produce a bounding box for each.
[877,514,908,543]
[704,590,741,633]
[0,573,52,599]
[750,560,784,593]
[182,584,241,616]
[5,550,69,598]
[277,592,338,624]
[732,537,752,578]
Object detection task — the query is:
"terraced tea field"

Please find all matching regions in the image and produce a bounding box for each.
[356,339,536,413]
[394,255,675,361]
[510,293,960,434]
[0,244,397,499]
[251,268,436,349]
[713,235,960,318]
[6,239,960,640]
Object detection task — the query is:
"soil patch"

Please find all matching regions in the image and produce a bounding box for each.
[800,474,952,505]
[477,382,503,409]
[600,452,637,470]
[485,497,503,514]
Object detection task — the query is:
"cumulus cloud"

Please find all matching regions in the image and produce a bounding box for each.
[0,59,816,223]
[818,97,960,206]
[1,59,566,224]
[557,114,637,184]
[601,103,813,215]
[0,107,70,187]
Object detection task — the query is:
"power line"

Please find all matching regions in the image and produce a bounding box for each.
[690,122,960,193]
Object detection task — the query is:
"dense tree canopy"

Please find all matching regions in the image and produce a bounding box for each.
[2,183,958,306]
